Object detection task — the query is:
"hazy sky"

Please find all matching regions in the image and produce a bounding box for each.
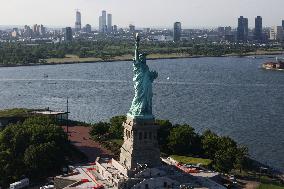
[0,0,283,28]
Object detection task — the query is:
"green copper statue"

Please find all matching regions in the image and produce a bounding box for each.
[128,33,158,119]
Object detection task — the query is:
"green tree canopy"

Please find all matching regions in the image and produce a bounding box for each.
[156,119,172,153]
[201,129,221,159]
[90,122,110,140]
[168,124,201,155]
[88,115,249,174]
[109,115,126,139]
[0,115,71,187]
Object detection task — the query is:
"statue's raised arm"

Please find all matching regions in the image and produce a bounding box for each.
[134,33,140,62]
[128,33,158,120]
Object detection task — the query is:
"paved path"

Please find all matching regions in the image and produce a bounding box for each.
[244,181,259,189]
[236,179,260,189]
[63,126,113,162]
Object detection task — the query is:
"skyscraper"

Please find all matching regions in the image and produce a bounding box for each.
[107,14,112,33]
[173,22,182,42]
[33,24,38,34]
[254,16,262,42]
[113,25,118,33]
[65,27,73,42]
[99,16,103,32]
[23,25,32,37]
[237,16,248,42]
[99,11,108,33]
[75,11,81,32]
[102,10,107,33]
[39,24,46,36]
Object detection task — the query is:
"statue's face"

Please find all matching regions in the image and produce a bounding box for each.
[136,33,140,42]
[139,54,146,64]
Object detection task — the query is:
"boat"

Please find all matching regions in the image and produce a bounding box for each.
[262,58,284,71]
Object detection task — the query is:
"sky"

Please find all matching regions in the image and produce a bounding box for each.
[0,0,283,28]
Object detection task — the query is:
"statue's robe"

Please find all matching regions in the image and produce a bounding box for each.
[129,60,153,117]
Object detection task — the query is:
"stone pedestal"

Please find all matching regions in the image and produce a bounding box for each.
[119,116,161,175]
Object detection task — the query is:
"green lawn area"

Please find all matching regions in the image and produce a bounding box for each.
[170,155,212,166]
[45,53,193,64]
[46,54,102,63]
[147,53,191,59]
[257,183,284,189]
[0,108,30,118]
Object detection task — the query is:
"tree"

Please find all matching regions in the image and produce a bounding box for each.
[109,115,126,139]
[213,147,237,173]
[0,150,13,187]
[212,136,240,173]
[23,142,65,178]
[90,122,110,140]
[156,119,172,153]
[201,130,248,173]
[201,130,220,159]
[24,115,56,127]
[0,116,71,187]
[234,145,248,173]
[168,124,201,155]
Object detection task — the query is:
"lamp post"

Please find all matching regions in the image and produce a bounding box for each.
[66,97,69,135]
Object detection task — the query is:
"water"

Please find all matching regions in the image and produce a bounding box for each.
[0,56,283,171]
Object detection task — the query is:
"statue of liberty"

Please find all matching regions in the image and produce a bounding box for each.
[128,33,158,119]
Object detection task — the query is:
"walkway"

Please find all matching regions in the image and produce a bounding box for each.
[63,126,113,162]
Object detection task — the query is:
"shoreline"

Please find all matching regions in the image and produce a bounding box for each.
[0,51,283,68]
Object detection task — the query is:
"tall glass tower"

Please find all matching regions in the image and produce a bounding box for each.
[107,14,112,32]
[173,22,182,42]
[75,11,81,32]
[254,16,262,42]
[65,27,73,42]
[99,16,103,32]
[102,10,107,33]
[237,16,248,42]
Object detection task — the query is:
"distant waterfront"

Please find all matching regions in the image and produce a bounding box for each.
[0,56,283,171]
[0,50,283,68]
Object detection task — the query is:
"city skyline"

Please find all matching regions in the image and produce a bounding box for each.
[0,0,284,28]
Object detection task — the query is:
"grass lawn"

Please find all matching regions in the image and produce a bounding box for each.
[46,54,102,63]
[170,155,212,166]
[45,53,193,64]
[257,183,284,189]
[0,108,30,118]
[246,50,284,55]
[147,53,192,59]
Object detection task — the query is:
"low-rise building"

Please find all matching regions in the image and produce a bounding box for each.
[270,26,283,41]
[152,35,173,42]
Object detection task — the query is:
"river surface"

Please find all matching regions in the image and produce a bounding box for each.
[0,56,283,171]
